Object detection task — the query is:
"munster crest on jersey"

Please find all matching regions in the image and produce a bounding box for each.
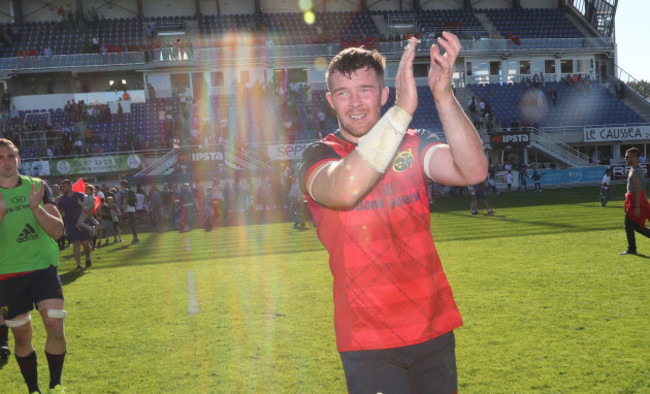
[392,148,414,172]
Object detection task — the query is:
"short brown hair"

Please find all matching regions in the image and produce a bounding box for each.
[326,47,386,92]
[0,138,19,154]
[626,147,640,158]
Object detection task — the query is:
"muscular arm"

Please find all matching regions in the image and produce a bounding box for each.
[30,182,64,240]
[424,32,488,186]
[306,153,383,208]
[633,175,642,218]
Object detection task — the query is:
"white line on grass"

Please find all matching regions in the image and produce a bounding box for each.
[185,237,191,251]
[187,270,199,316]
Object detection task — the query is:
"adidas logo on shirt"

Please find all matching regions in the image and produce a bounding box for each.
[17,223,39,243]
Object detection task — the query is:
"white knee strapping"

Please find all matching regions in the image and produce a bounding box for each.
[46,309,67,319]
[356,106,412,173]
[5,313,31,328]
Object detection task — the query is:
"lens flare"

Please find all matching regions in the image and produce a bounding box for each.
[299,0,313,12]
[304,11,315,25]
[314,56,328,71]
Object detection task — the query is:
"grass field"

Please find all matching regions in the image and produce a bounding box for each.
[1,186,648,393]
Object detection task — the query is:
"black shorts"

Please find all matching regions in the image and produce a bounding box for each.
[340,331,457,394]
[0,266,64,320]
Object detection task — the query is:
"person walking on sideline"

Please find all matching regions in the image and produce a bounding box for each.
[601,168,613,206]
[620,147,650,255]
[0,138,68,393]
[58,179,93,269]
[120,180,140,244]
[471,178,495,215]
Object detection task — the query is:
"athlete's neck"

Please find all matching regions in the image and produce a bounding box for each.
[0,174,19,189]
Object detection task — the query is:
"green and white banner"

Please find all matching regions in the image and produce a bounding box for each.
[51,154,144,176]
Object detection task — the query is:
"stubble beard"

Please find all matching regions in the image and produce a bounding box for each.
[339,113,380,142]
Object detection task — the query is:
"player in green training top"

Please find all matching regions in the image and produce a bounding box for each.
[0,138,68,393]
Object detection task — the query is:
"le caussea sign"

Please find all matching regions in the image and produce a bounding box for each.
[584,125,650,142]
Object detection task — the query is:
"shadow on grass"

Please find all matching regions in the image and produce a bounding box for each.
[57,186,627,266]
[620,253,650,259]
[431,186,621,212]
[60,268,86,286]
[79,223,325,270]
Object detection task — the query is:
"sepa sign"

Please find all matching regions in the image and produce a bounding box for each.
[584,125,650,142]
[489,132,530,148]
[267,142,312,161]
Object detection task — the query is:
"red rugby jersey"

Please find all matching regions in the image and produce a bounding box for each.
[300,130,463,352]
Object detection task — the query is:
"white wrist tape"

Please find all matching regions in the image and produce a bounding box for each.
[356,106,412,173]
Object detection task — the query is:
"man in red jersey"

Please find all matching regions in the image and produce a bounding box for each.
[299,33,487,393]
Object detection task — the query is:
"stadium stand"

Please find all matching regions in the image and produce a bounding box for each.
[468,81,645,129]
[0,1,646,177]
[482,8,585,39]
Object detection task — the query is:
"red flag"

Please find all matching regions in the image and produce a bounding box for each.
[93,195,101,214]
[72,178,101,213]
[72,178,86,193]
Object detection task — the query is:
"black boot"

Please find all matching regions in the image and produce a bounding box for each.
[0,324,10,360]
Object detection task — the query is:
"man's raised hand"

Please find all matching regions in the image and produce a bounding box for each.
[29,181,45,210]
[395,37,419,116]
[428,31,461,100]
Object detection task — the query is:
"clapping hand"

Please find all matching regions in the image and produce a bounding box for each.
[428,31,461,100]
[394,37,419,116]
[29,181,45,210]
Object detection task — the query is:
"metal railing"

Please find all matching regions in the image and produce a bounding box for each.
[0,52,146,72]
[528,127,591,166]
[0,36,614,72]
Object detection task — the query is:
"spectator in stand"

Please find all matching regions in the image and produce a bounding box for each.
[550,88,558,106]
[57,6,65,23]
[3,27,13,45]
[91,34,100,52]
[532,73,539,88]
[146,21,156,45]
[615,80,625,100]
[147,83,156,100]
[511,117,520,132]
[117,102,123,122]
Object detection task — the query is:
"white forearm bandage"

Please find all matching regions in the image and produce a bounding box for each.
[355,106,412,173]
